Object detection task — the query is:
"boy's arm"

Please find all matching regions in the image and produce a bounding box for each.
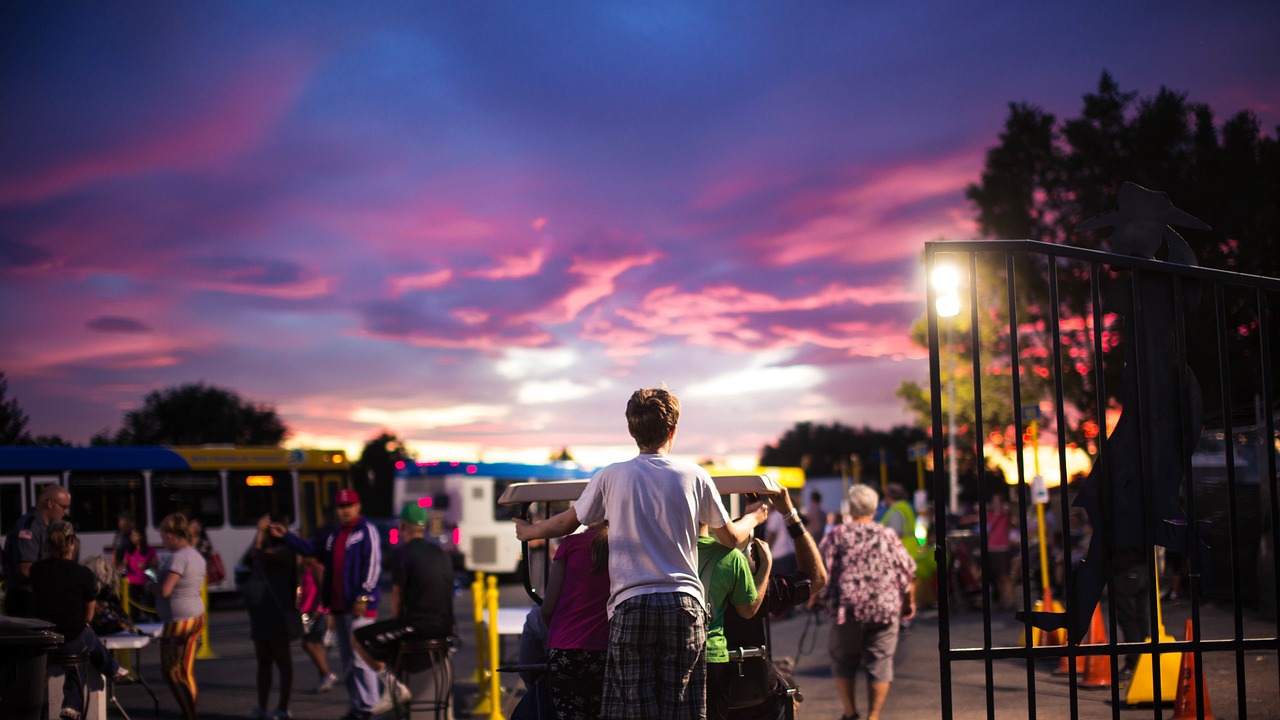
[710,502,769,549]
[514,506,580,542]
[772,487,828,595]
[735,538,772,618]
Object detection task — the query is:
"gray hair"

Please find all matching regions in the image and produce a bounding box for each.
[847,484,880,519]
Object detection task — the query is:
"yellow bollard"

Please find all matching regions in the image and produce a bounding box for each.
[195,578,216,659]
[485,574,505,720]
[472,572,488,684]
[470,572,495,714]
[118,577,134,671]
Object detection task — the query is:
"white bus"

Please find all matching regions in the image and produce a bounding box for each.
[392,460,594,576]
[0,445,349,592]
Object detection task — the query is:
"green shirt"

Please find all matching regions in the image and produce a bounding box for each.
[697,536,758,664]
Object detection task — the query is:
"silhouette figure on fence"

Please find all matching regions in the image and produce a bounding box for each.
[1025,182,1208,643]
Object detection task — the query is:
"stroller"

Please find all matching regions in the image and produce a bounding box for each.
[83,554,135,636]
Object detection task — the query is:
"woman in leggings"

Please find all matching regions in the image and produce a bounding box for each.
[151,513,207,720]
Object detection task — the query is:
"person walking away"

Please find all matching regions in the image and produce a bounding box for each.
[763,504,798,578]
[272,488,382,720]
[246,513,302,719]
[878,483,916,546]
[298,554,338,693]
[984,493,1014,610]
[699,529,770,720]
[351,502,453,713]
[515,387,769,720]
[540,522,611,720]
[3,484,72,617]
[151,513,207,720]
[110,510,135,568]
[804,491,827,542]
[725,486,828,720]
[117,527,158,620]
[814,484,915,720]
[31,520,134,720]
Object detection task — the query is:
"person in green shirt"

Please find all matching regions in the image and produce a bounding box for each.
[698,529,771,720]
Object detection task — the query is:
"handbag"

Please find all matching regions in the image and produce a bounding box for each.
[206,552,227,585]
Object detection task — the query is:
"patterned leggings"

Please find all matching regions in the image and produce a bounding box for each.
[161,615,205,720]
[549,647,607,720]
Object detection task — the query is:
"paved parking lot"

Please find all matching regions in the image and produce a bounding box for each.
[103,583,1277,720]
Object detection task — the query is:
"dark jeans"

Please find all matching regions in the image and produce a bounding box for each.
[55,628,121,715]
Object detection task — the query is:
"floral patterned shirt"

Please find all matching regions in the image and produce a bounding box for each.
[818,520,916,625]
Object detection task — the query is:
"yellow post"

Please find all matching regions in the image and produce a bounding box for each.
[118,577,134,671]
[878,447,888,493]
[472,572,488,685]
[470,572,495,714]
[486,575,505,720]
[916,456,925,492]
[1030,420,1050,593]
[196,578,216,659]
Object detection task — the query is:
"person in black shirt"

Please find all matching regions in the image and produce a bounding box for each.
[354,503,455,698]
[32,520,133,720]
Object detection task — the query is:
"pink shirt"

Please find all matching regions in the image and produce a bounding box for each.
[546,528,610,651]
[123,547,157,585]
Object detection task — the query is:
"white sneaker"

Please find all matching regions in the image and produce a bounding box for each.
[323,630,336,648]
[393,679,411,703]
[268,710,292,720]
[315,672,338,694]
[59,709,81,720]
[369,693,393,715]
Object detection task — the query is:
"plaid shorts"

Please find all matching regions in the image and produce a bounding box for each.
[602,592,708,720]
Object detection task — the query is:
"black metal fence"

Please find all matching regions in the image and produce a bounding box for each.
[925,239,1280,719]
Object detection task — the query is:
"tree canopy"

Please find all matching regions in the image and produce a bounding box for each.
[899,72,1280,451]
[351,431,411,518]
[92,382,288,446]
[0,371,68,446]
[760,420,927,483]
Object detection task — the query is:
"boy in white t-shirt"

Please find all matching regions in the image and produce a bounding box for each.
[516,388,768,719]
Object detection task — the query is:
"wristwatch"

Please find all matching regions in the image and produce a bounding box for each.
[782,508,801,524]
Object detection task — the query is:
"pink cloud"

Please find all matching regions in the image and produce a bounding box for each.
[517,251,663,325]
[1,49,315,205]
[466,248,548,279]
[389,268,454,294]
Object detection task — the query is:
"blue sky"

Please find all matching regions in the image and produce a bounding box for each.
[3,2,1277,466]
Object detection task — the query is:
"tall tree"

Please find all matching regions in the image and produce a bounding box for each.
[760,421,928,486]
[901,72,1280,443]
[0,371,69,446]
[93,382,288,446]
[351,431,411,518]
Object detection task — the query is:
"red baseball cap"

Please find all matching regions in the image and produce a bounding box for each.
[335,488,360,506]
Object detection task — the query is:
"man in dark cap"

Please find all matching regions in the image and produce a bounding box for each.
[271,489,383,720]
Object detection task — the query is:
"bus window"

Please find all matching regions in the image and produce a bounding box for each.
[152,472,225,529]
[67,472,146,533]
[0,475,28,535]
[227,471,295,526]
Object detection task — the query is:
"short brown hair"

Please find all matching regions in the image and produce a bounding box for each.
[627,388,680,452]
[160,513,190,542]
[45,520,77,559]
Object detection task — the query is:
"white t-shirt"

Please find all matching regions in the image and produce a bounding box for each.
[574,454,732,616]
[765,509,796,559]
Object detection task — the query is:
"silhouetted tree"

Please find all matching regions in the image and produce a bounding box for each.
[351,431,411,518]
[900,72,1280,443]
[760,421,928,487]
[0,372,69,446]
[93,382,288,446]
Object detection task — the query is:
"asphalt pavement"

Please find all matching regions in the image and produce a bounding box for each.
[104,584,1278,720]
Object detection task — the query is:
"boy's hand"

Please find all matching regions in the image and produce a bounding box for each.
[513,517,536,542]
[768,487,796,515]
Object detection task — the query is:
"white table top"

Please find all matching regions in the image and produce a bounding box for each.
[496,606,532,636]
[103,633,152,650]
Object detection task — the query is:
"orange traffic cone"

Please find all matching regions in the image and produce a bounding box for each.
[1170,619,1214,719]
[1081,603,1111,688]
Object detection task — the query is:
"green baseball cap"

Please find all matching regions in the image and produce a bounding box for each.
[400,502,428,526]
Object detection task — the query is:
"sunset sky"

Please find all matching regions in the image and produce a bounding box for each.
[3,3,1278,468]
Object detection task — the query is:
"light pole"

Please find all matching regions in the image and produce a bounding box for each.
[933,265,961,516]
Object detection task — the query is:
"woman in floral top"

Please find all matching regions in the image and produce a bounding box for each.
[812,484,915,720]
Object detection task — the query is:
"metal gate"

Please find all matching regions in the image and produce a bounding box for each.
[924,234,1280,719]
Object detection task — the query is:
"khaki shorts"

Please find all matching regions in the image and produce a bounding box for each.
[828,619,899,683]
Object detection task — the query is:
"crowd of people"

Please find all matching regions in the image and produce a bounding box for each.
[3,388,945,720]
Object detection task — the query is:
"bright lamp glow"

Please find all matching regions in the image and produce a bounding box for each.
[931,265,960,293]
[935,293,961,318]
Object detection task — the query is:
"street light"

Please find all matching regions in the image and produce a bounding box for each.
[933,264,961,516]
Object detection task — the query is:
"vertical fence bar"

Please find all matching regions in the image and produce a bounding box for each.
[1005,252,1038,718]
[968,251,997,720]
[1214,280,1247,719]
[1047,258,1082,715]
[926,245,955,720]
[1258,287,1280,700]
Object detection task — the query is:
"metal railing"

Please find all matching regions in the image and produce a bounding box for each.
[925,239,1280,719]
